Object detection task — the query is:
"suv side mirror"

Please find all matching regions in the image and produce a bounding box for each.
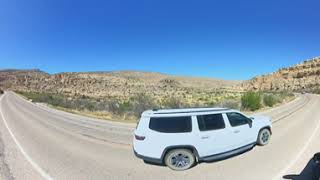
[247,118,253,128]
[313,153,320,164]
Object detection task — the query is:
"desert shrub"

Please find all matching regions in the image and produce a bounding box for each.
[17,91,95,111]
[277,91,294,99]
[117,101,131,114]
[263,94,277,107]
[131,93,158,117]
[221,99,240,110]
[241,91,262,111]
[162,96,184,109]
[313,89,320,94]
[74,98,96,111]
[104,100,120,114]
[207,100,219,107]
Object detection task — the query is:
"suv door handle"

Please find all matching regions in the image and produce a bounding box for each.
[233,130,240,134]
[201,136,210,139]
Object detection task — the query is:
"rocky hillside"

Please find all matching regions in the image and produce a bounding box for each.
[242,57,320,92]
[0,69,241,103]
[2,56,319,101]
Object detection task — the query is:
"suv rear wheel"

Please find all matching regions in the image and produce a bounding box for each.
[164,149,195,171]
[257,128,271,146]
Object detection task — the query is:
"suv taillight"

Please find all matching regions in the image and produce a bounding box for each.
[135,134,145,141]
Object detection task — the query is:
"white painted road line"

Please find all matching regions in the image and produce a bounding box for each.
[0,94,54,180]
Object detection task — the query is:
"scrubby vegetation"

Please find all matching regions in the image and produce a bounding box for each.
[16,90,294,122]
[263,94,277,107]
[241,91,295,111]
[220,99,240,110]
[241,91,262,111]
[17,91,159,121]
[17,91,242,121]
[312,88,320,94]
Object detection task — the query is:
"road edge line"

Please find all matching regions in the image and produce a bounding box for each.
[0,94,54,180]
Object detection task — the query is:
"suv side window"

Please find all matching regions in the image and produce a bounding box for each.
[197,114,225,131]
[227,112,249,127]
[149,116,192,133]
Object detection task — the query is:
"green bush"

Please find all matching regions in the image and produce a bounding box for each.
[263,94,277,107]
[241,91,261,111]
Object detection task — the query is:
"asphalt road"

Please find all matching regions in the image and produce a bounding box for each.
[0,92,319,180]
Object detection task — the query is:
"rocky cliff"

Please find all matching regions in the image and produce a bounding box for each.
[242,57,320,92]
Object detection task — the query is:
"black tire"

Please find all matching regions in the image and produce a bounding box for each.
[257,128,271,146]
[164,149,195,171]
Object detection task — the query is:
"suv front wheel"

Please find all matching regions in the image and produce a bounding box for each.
[257,128,271,146]
[164,149,195,171]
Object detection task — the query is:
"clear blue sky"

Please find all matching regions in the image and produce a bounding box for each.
[0,0,319,80]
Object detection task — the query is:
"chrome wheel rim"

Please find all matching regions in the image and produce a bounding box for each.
[261,130,270,144]
[170,153,190,169]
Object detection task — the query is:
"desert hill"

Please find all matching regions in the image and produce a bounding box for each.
[242,57,320,92]
[0,69,241,105]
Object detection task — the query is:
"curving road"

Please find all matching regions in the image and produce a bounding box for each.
[0,92,319,180]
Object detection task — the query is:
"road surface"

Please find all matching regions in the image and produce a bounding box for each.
[0,92,319,180]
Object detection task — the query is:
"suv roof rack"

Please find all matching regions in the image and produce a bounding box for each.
[152,108,230,115]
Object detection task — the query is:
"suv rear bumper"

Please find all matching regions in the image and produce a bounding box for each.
[134,150,163,165]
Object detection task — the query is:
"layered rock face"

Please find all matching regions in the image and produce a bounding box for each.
[0,69,240,100]
[243,57,320,91]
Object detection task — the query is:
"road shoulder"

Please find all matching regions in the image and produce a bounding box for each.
[0,94,43,180]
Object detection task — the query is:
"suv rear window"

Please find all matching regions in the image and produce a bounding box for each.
[149,116,192,133]
[197,114,225,131]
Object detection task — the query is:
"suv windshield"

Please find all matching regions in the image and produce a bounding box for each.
[149,116,192,133]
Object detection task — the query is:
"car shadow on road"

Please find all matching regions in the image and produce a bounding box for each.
[283,158,320,180]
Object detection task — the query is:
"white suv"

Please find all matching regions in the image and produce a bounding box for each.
[133,108,272,171]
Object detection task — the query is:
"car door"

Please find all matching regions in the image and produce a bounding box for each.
[195,113,235,157]
[225,112,256,149]
[146,116,195,159]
